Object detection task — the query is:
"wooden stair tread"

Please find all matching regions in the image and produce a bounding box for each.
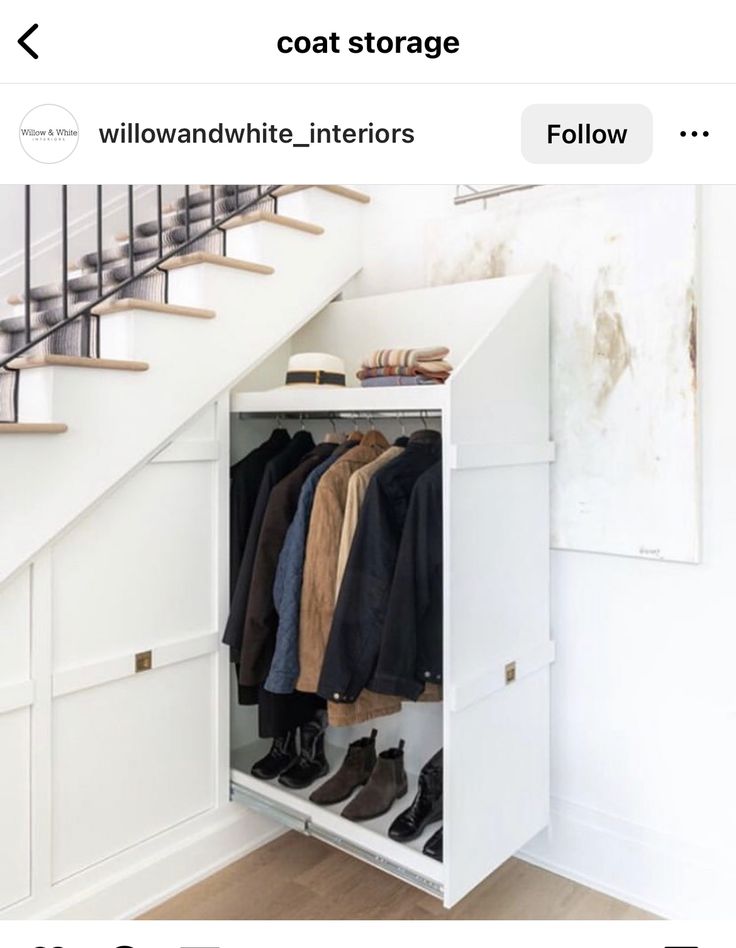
[92,298,215,319]
[0,422,68,434]
[273,185,371,204]
[159,252,275,274]
[8,355,149,372]
[222,210,324,235]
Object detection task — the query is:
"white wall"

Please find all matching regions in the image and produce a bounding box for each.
[346,184,736,918]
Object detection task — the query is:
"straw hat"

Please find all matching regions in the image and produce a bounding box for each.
[284,352,346,387]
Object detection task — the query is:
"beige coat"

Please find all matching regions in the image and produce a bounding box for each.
[296,430,389,694]
[335,445,405,597]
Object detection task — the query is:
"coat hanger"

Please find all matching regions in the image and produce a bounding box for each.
[345,415,363,442]
[323,416,340,444]
[393,412,410,447]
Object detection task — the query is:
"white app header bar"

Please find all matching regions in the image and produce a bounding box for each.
[0,83,731,183]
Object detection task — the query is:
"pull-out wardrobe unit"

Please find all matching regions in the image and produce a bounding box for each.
[229,272,554,908]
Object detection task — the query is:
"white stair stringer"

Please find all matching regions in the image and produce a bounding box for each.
[0,188,365,584]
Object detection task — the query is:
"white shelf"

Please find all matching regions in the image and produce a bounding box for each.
[231,740,444,893]
[230,385,447,416]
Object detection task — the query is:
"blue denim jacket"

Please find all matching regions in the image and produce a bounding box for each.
[264,449,346,693]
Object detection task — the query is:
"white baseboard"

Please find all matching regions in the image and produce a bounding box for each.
[519,796,736,919]
[2,804,282,920]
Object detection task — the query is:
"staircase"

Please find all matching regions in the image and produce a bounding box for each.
[0,184,369,584]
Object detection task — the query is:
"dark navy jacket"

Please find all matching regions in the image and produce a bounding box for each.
[317,430,442,703]
[370,460,443,699]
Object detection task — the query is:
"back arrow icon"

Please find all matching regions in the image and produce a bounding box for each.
[18,24,39,59]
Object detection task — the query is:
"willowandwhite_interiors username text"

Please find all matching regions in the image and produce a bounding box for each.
[98,122,415,145]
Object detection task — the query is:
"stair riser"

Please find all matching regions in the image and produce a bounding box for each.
[275,188,367,226]
[14,367,55,423]
[97,313,137,361]
[17,365,149,428]
[224,220,324,267]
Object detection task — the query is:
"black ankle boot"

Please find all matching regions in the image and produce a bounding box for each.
[251,730,298,780]
[278,710,329,789]
[388,749,442,841]
[423,826,443,861]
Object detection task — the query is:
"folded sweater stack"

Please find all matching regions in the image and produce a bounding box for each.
[357,347,452,387]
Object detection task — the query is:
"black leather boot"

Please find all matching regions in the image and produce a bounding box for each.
[251,730,298,780]
[278,710,329,789]
[388,749,442,841]
[423,826,443,861]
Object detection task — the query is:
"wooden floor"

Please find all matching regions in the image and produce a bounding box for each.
[140,831,655,920]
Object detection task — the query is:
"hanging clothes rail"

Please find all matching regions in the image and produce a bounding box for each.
[237,410,443,421]
[453,184,543,206]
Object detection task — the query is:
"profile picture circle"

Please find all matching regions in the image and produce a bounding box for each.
[19,104,79,163]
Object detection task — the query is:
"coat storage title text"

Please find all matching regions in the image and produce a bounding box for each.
[275,34,460,59]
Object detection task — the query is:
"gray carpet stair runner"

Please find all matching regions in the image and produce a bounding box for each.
[0,187,272,421]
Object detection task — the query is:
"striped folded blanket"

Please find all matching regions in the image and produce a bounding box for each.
[361,347,450,369]
[361,376,442,387]
[357,362,451,381]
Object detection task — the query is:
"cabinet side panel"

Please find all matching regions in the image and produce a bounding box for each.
[449,466,549,668]
[443,466,551,906]
[444,671,550,907]
[444,273,551,906]
[0,569,30,687]
[0,708,31,910]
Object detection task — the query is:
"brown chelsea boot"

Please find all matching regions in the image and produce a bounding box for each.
[341,739,408,822]
[310,728,378,805]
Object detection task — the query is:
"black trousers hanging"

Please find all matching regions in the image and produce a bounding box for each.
[235,668,325,738]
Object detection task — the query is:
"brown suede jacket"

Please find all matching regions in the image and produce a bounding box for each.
[296,430,389,694]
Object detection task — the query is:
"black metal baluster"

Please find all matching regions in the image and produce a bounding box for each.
[61,185,68,321]
[11,367,20,423]
[24,185,31,345]
[235,183,240,207]
[210,184,216,225]
[96,185,103,297]
[156,185,164,258]
[184,185,190,242]
[127,185,135,279]
[86,184,102,357]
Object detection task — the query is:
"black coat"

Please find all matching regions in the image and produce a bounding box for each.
[224,430,315,661]
[317,430,442,703]
[229,428,290,598]
[370,461,443,699]
[239,442,337,687]
[224,429,325,734]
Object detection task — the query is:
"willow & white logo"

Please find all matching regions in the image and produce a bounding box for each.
[19,104,79,163]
